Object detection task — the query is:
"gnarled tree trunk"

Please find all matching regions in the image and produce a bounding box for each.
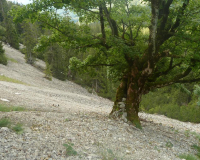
[110,63,148,127]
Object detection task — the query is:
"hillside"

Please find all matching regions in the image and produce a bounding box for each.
[0,44,200,160]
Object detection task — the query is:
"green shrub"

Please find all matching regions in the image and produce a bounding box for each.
[192,144,200,158]
[0,104,25,112]
[147,104,200,123]
[179,154,198,160]
[63,143,78,156]
[0,118,11,127]
[140,84,200,123]
[12,123,24,134]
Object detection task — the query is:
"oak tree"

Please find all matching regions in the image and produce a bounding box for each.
[12,0,200,125]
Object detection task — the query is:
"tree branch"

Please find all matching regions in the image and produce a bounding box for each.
[86,63,116,67]
[170,0,190,33]
[102,3,118,36]
[148,66,193,89]
[133,22,143,41]
[148,61,182,82]
[99,4,106,42]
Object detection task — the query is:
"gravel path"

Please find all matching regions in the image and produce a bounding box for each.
[0,44,200,160]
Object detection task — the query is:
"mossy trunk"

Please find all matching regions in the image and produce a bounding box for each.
[110,76,128,114]
[110,64,146,127]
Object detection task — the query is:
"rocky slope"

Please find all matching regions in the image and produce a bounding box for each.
[0,44,199,160]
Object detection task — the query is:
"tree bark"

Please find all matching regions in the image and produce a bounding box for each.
[110,63,146,127]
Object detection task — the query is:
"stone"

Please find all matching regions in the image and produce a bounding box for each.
[0,127,10,132]
[122,98,126,102]
[126,150,131,154]
[118,102,125,109]
[123,112,127,118]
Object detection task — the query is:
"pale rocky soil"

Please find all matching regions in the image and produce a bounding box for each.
[0,44,200,160]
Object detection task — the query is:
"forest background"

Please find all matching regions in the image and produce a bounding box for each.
[0,0,200,123]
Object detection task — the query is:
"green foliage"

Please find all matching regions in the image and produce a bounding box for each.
[12,123,24,134]
[63,143,78,157]
[0,118,11,127]
[0,116,24,134]
[141,84,200,123]
[44,44,68,81]
[192,145,200,158]
[10,0,200,123]
[0,104,25,112]
[65,118,69,122]
[179,142,200,160]
[179,154,199,160]
[22,20,40,64]
[134,121,142,130]
[6,23,19,49]
[44,62,52,80]
[0,25,6,37]
[165,141,173,148]
[194,85,200,106]
[0,0,19,49]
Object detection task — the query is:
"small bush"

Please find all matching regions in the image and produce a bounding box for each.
[63,143,78,156]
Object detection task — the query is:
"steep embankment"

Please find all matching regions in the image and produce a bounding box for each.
[0,44,200,160]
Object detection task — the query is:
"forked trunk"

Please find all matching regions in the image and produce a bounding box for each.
[110,66,146,128]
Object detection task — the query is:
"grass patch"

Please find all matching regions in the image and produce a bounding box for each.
[0,75,26,85]
[179,154,199,160]
[0,118,24,134]
[192,144,200,158]
[0,118,11,127]
[63,143,78,157]
[0,104,25,112]
[6,56,18,63]
[179,137,200,160]
[12,123,24,134]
